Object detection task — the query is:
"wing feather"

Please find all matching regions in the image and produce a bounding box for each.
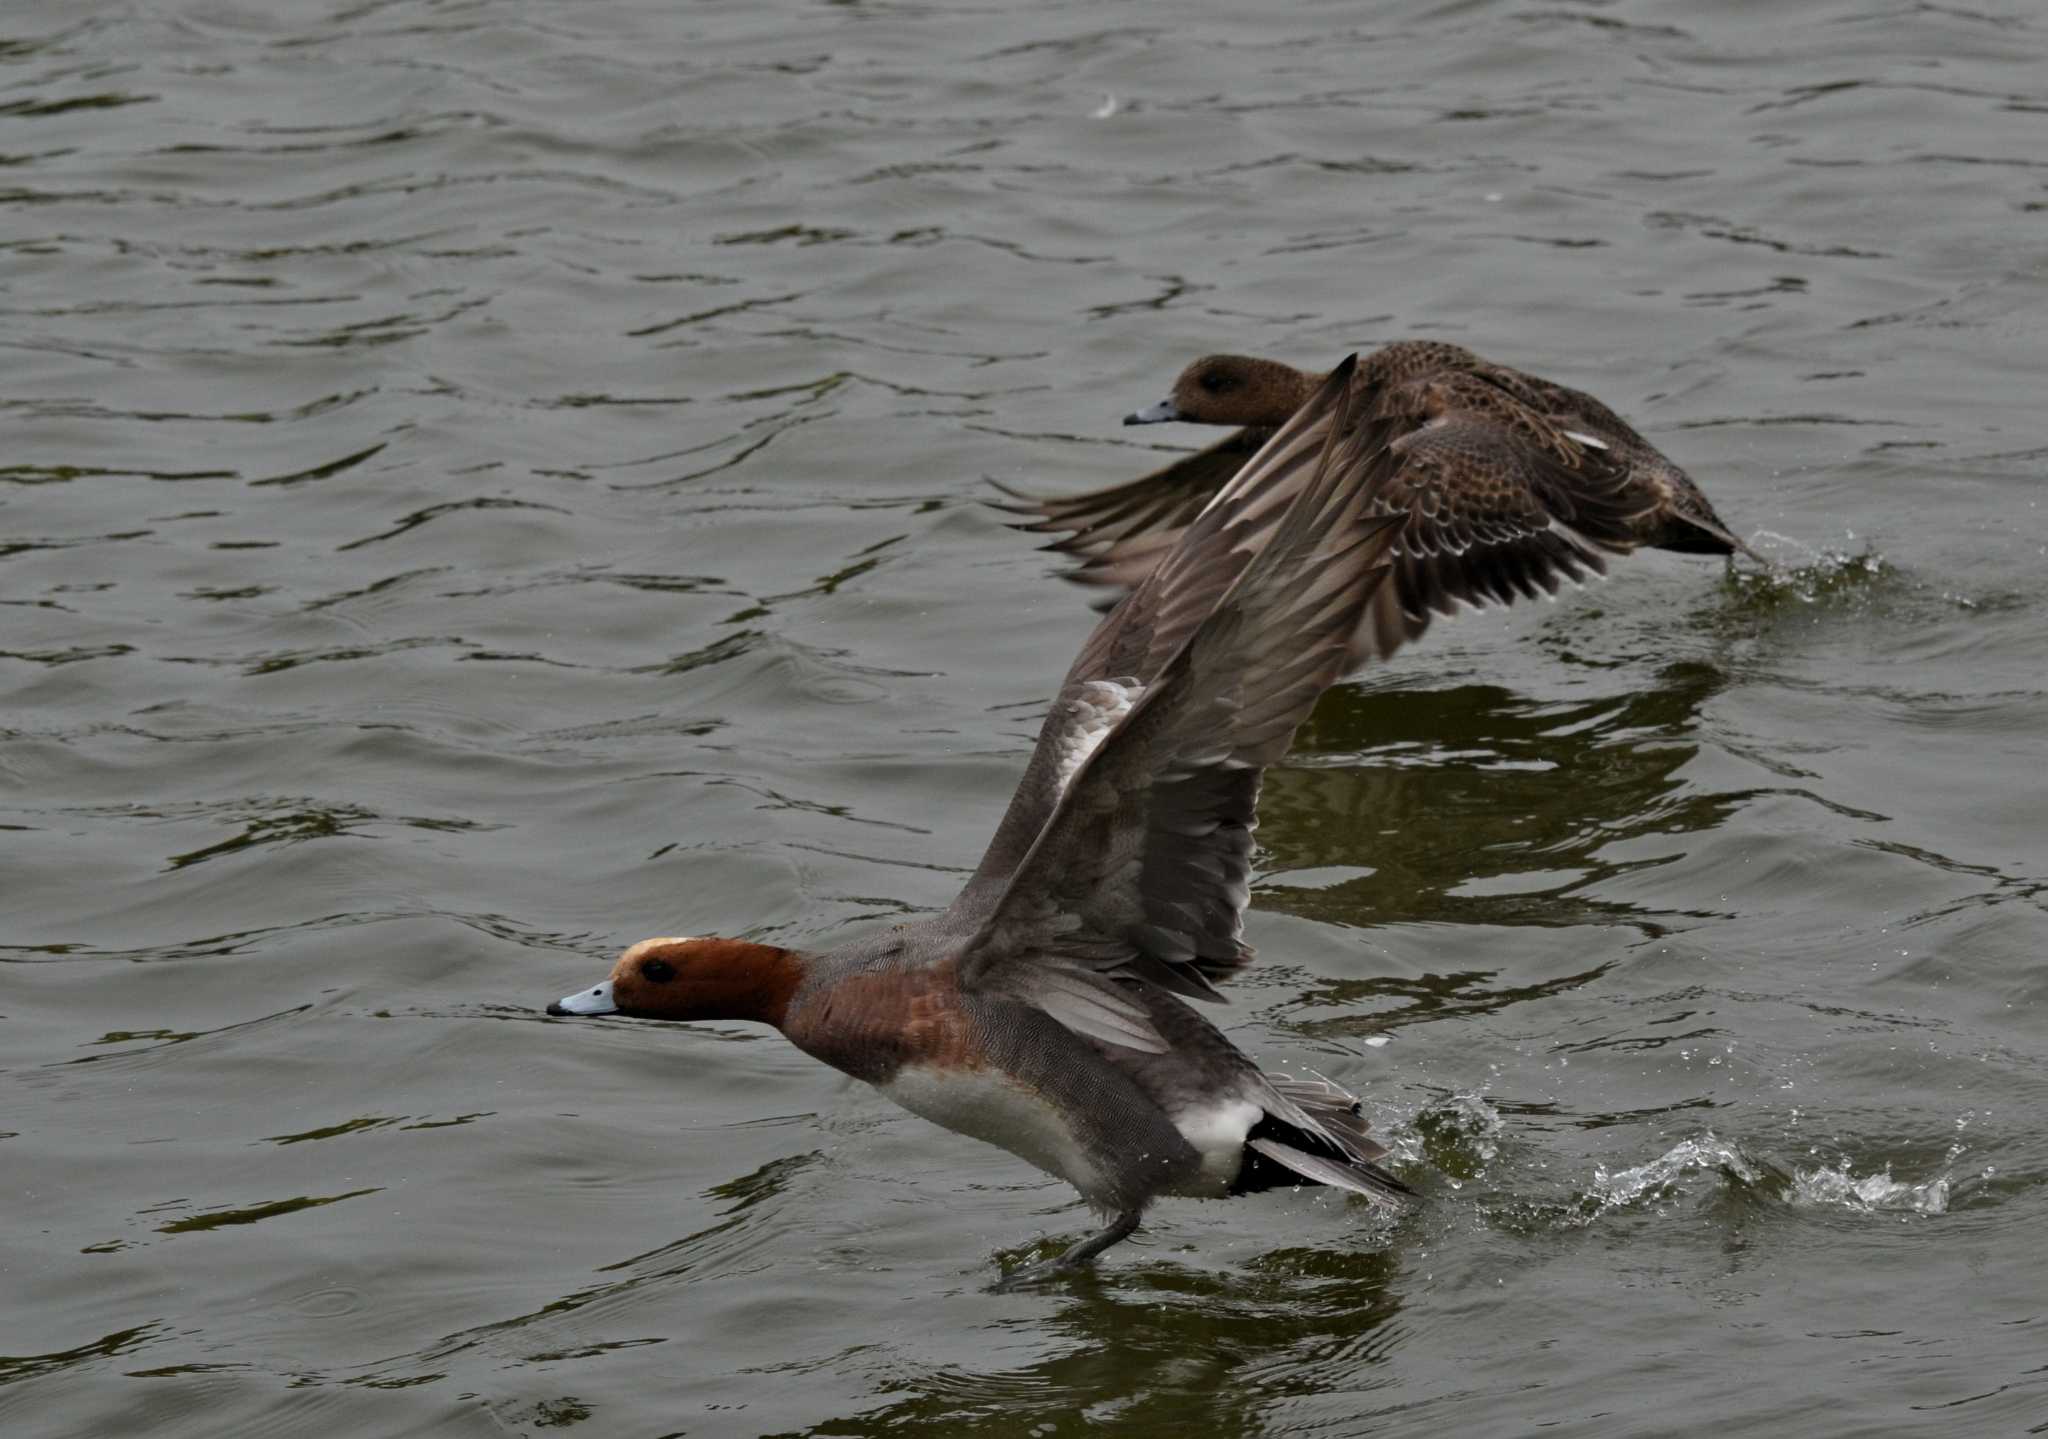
[1013,341,1749,660]
[954,366,1410,1045]
[993,425,1275,565]
[947,356,1379,924]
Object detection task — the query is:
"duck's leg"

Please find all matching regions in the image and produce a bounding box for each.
[997,1211,1141,1288]
[1053,1210,1141,1268]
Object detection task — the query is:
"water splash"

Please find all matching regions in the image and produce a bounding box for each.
[1580,1133,1759,1219]
[1567,1135,1950,1224]
[1408,1093,1505,1185]
[1789,1160,1948,1216]
[1728,536,1890,609]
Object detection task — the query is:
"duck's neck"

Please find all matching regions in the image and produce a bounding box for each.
[1281,363,1323,414]
[1236,357,1321,425]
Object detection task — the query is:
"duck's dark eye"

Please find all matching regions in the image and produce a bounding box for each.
[642,958,677,984]
[1199,371,1239,394]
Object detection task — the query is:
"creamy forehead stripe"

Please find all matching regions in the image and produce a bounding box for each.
[1052,679,1143,797]
[621,935,697,961]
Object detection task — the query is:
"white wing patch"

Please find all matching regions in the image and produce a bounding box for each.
[1052,678,1143,798]
[1563,429,1610,451]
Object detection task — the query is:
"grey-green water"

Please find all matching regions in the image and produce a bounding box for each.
[4,2,2046,1435]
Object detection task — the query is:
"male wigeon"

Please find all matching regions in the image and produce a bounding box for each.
[549,357,1416,1283]
[999,342,1759,663]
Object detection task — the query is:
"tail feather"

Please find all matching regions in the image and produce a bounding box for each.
[1266,1073,1388,1161]
[1669,508,1766,564]
[1232,1071,1413,1208]
[1244,1137,1413,1208]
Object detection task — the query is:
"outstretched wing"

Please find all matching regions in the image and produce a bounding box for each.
[1016,362,1646,667]
[1357,372,1647,663]
[991,426,1275,594]
[951,373,1407,1051]
[947,359,1370,925]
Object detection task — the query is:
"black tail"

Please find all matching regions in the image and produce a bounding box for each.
[1231,1075,1413,1208]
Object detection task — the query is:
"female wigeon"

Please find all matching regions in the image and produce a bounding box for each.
[549,357,1415,1283]
[999,342,1760,663]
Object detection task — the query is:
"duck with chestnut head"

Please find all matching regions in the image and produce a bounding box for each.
[549,358,1416,1283]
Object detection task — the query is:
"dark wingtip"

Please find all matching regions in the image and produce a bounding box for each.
[1297,352,1360,431]
[983,478,1053,524]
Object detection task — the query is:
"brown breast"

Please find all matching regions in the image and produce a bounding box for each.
[781,962,981,1085]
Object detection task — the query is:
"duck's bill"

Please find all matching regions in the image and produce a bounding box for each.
[1123,398,1182,425]
[547,980,617,1017]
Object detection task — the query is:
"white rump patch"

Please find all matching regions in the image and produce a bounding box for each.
[1169,1098,1263,1194]
[1053,678,1143,796]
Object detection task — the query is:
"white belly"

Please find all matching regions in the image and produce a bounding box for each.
[877,1065,1111,1202]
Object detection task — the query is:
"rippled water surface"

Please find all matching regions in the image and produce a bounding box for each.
[6,1,2047,1434]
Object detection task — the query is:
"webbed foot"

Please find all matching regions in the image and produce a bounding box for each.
[994,1210,1141,1289]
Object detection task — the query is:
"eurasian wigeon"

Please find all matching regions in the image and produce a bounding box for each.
[548,357,1416,1282]
[999,342,1760,663]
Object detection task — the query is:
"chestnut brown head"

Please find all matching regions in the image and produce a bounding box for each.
[1124,354,1321,429]
[547,936,801,1029]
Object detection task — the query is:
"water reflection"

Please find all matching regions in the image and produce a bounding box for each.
[1296,962,1619,1042]
[782,1248,1406,1438]
[343,1148,826,1389]
[1263,662,1736,936]
[331,1151,1408,1438]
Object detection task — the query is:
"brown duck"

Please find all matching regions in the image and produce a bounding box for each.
[1000,342,1760,664]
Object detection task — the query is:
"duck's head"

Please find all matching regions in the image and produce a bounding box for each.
[547,936,801,1027]
[1124,354,1319,429]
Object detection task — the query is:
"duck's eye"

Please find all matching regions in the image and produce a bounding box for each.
[642,958,677,984]
[1199,371,1239,394]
